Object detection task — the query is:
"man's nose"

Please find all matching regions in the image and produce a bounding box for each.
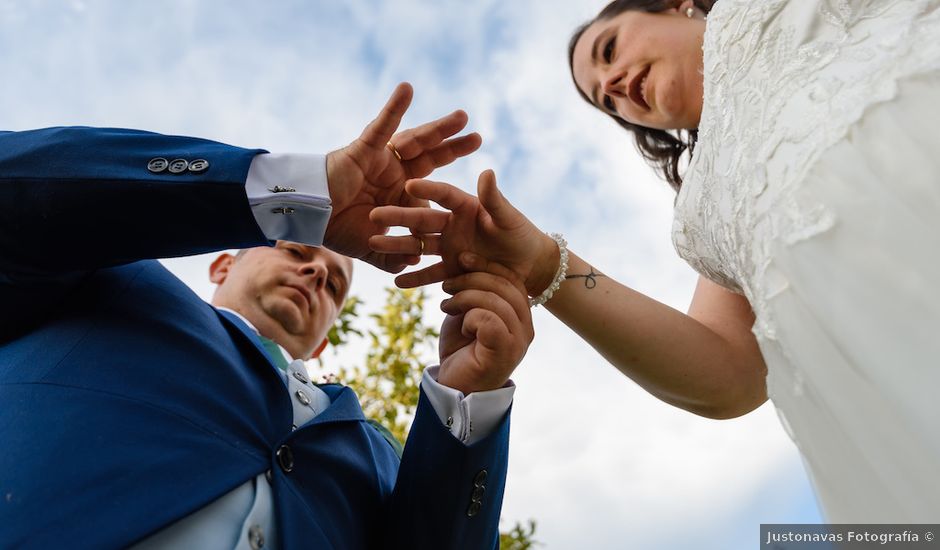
[299,262,328,292]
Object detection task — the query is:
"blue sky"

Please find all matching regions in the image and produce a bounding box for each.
[0,0,823,546]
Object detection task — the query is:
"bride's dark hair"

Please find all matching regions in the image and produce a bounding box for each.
[568,0,717,192]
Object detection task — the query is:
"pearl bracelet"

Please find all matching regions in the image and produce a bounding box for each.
[529,233,568,308]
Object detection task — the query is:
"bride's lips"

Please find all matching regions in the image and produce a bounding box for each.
[628,65,652,111]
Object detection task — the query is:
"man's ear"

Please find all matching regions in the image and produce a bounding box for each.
[209,253,236,285]
[309,338,329,359]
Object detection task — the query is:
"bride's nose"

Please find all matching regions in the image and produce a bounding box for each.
[603,72,627,98]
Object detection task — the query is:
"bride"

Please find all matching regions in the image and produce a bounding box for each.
[370,0,940,522]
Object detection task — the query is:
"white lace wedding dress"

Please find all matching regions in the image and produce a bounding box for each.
[672,0,940,521]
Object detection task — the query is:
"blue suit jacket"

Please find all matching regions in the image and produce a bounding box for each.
[0,127,510,550]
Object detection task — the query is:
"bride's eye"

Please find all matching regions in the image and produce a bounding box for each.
[603,36,615,63]
[603,95,615,112]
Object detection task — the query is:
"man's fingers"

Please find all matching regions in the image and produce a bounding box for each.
[402,133,482,178]
[442,288,522,336]
[452,254,528,298]
[369,234,442,256]
[442,271,530,333]
[441,289,521,334]
[460,308,513,352]
[369,206,450,233]
[394,261,452,288]
[403,179,475,211]
[391,110,470,160]
[359,82,414,149]
[477,169,523,229]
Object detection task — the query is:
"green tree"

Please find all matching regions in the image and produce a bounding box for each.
[322,288,540,549]
[499,519,539,550]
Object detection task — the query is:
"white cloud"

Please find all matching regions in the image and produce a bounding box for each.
[3,1,821,547]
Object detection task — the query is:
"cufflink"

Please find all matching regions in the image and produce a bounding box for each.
[269,185,296,193]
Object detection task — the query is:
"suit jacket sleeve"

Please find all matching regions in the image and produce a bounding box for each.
[387,389,510,550]
[0,126,269,339]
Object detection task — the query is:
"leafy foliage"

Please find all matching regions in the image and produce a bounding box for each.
[325,295,364,349]
[500,519,540,550]
[334,287,437,442]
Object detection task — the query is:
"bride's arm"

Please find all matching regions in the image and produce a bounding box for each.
[453,249,767,419]
[369,171,768,419]
[554,258,766,419]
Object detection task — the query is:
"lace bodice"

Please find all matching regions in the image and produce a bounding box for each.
[672,0,940,337]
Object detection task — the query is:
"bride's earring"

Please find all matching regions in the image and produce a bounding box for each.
[686,6,695,18]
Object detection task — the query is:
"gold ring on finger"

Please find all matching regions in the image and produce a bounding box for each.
[415,235,425,255]
[386,141,403,161]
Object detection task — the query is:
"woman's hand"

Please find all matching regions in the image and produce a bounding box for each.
[369,169,559,295]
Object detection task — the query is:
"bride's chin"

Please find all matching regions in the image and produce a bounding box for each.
[661,101,699,131]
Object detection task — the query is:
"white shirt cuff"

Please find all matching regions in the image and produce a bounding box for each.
[421,366,514,446]
[245,153,332,246]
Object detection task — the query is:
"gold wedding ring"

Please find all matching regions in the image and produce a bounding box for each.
[386,141,403,161]
[415,235,425,255]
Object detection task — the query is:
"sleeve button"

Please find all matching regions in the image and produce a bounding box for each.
[147,158,168,173]
[188,159,209,173]
[168,159,189,174]
[466,500,482,518]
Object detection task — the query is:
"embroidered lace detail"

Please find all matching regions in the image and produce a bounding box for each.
[672,0,940,338]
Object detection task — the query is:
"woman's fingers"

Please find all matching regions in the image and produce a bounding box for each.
[403,179,476,211]
[394,261,452,288]
[454,254,520,284]
[366,251,422,274]
[369,206,449,233]
[477,169,524,229]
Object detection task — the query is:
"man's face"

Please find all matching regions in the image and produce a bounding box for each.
[210,242,353,360]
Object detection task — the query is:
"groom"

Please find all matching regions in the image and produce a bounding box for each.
[0,84,532,549]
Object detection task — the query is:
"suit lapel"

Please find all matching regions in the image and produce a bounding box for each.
[214,308,286,386]
[214,308,365,426]
[311,385,366,425]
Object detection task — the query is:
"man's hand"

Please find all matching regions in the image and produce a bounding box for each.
[369,169,559,296]
[436,263,534,395]
[324,82,481,273]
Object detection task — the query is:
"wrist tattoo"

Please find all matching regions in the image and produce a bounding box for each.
[565,267,605,289]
